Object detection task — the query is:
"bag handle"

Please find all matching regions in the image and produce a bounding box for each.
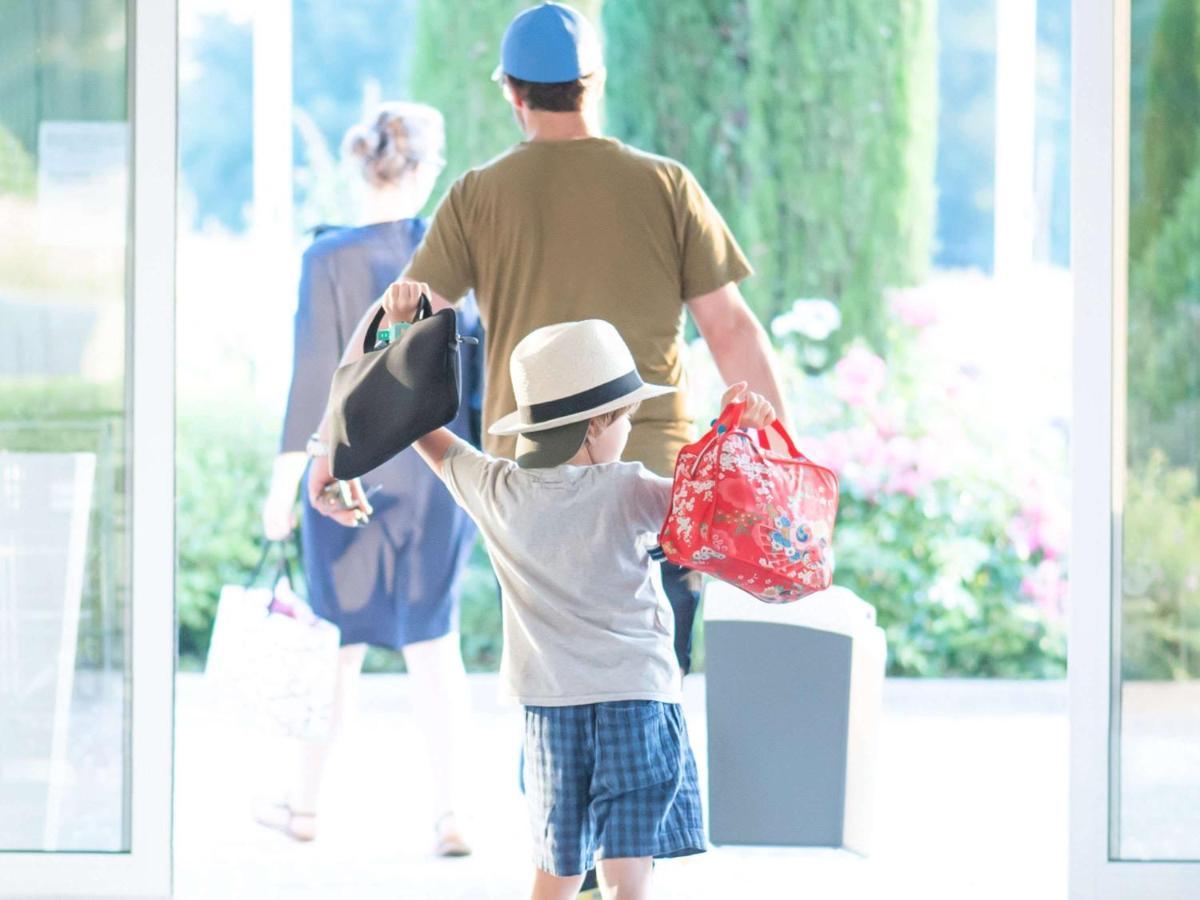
[242,539,296,591]
[687,401,811,476]
[686,401,745,476]
[715,399,746,432]
[717,397,809,461]
[361,292,433,353]
[755,420,807,461]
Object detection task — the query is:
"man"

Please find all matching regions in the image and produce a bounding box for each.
[312,1,787,679]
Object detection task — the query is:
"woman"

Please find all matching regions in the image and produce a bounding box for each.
[259,102,481,856]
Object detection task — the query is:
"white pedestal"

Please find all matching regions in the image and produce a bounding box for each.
[703,582,887,855]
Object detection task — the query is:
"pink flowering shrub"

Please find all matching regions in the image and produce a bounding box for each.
[1022,559,1069,619]
[833,347,887,408]
[738,287,1071,677]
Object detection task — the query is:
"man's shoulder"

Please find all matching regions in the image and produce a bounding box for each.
[585,139,691,187]
[606,140,688,177]
[452,145,527,189]
[464,138,688,185]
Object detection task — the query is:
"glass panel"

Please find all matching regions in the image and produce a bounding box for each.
[0,0,131,852]
[1115,0,1200,861]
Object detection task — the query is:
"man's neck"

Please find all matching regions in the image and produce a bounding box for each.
[523,110,600,142]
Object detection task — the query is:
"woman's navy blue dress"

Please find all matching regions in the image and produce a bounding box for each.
[280,219,482,649]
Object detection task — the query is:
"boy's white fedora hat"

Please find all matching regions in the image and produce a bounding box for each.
[489,319,676,437]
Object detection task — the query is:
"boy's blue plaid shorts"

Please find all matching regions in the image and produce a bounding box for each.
[522,700,706,877]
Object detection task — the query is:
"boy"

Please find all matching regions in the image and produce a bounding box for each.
[319,281,778,899]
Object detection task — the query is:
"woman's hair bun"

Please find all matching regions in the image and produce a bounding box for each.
[342,102,445,187]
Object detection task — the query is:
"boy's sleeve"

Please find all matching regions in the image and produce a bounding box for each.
[439,437,504,521]
[675,165,755,301]
[631,466,674,535]
[403,177,475,303]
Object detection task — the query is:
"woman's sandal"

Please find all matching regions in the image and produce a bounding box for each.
[252,799,318,842]
[434,812,472,858]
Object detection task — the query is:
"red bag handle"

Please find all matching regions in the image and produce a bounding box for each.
[689,401,812,476]
[715,399,808,461]
[755,420,808,461]
[714,400,746,433]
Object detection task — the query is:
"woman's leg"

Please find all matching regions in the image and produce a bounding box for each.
[291,642,368,814]
[531,869,587,900]
[595,857,654,900]
[402,631,472,840]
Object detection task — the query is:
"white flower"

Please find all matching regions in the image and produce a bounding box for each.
[771,298,842,341]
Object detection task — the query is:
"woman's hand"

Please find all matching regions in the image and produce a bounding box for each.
[720,380,778,430]
[306,454,375,527]
[381,279,431,328]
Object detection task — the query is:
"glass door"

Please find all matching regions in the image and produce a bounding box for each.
[0,0,175,895]
[1071,0,1200,895]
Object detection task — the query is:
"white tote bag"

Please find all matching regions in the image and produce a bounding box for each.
[205,542,340,741]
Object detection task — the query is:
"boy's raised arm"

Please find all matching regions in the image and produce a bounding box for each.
[411,428,458,477]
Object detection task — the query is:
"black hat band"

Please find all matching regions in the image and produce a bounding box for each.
[522,369,643,424]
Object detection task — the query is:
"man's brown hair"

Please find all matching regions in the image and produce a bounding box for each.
[504,74,594,112]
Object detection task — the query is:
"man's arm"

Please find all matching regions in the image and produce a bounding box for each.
[688,282,789,428]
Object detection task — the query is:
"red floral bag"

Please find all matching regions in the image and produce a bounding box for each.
[654,401,839,603]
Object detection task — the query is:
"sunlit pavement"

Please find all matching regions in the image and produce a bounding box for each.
[175,674,1067,900]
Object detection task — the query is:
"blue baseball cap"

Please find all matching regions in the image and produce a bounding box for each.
[493,2,603,84]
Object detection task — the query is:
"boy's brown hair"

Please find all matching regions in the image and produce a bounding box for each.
[589,402,640,432]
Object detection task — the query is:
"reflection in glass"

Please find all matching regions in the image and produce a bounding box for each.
[0,0,130,852]
[1116,0,1200,861]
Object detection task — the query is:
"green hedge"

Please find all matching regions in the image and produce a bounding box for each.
[175,402,277,667]
[1121,452,1200,680]
[1128,161,1200,469]
[835,485,1065,678]
[0,378,126,669]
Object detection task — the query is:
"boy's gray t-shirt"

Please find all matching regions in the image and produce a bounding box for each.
[440,439,682,707]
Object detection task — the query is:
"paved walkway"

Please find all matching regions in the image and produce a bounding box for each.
[175,675,1067,899]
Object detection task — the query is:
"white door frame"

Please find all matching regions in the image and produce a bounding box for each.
[1070,0,1199,895]
[1,0,176,896]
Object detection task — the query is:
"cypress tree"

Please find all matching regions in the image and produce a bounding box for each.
[1131,0,1200,258]
[744,0,937,346]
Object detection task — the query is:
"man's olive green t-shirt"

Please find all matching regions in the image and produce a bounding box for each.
[405,137,752,476]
